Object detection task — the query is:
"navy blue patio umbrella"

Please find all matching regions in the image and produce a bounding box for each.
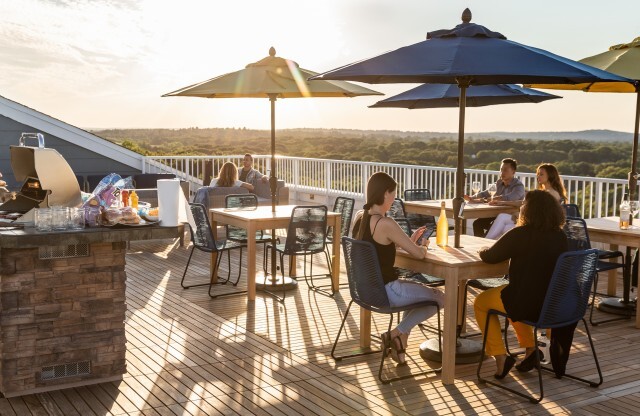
[369,83,560,109]
[311,8,633,248]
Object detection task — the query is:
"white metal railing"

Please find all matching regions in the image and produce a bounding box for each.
[142,155,634,219]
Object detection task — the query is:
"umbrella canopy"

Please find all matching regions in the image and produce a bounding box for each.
[311,8,633,247]
[163,47,381,212]
[369,83,561,109]
[528,37,640,201]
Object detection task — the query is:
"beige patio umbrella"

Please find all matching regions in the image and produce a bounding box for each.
[163,47,381,212]
[530,37,640,316]
[163,47,381,297]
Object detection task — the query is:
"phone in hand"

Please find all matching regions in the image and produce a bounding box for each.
[418,227,434,246]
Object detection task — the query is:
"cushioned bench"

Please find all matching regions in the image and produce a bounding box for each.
[193,179,289,210]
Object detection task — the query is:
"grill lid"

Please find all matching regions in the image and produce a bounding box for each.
[6,133,82,209]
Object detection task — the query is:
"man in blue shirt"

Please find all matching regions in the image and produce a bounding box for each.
[464,158,525,237]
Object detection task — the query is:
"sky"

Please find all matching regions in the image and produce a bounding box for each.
[0,0,638,133]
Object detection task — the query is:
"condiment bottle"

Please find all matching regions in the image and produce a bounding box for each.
[130,191,138,209]
[436,201,449,247]
[121,190,129,207]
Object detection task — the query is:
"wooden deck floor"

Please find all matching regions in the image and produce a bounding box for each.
[2,234,640,415]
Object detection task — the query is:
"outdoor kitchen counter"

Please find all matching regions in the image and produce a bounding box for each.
[0,224,184,398]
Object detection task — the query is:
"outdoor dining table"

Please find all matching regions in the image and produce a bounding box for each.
[403,199,520,221]
[585,216,640,328]
[358,234,508,385]
[209,204,341,301]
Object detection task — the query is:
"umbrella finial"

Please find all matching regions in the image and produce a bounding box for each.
[269,47,276,57]
[461,8,472,23]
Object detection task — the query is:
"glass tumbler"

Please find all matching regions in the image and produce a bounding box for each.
[35,208,52,232]
[69,207,86,230]
[51,206,70,231]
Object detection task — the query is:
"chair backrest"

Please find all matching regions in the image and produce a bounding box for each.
[341,237,391,312]
[562,203,581,218]
[386,198,407,219]
[404,188,432,201]
[394,218,413,237]
[188,203,218,252]
[283,206,328,254]
[225,194,259,240]
[329,197,356,239]
[535,249,599,328]
[563,217,592,251]
[403,189,436,230]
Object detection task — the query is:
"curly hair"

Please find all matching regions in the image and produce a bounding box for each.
[354,172,397,240]
[517,189,565,231]
[216,162,239,187]
[537,163,567,202]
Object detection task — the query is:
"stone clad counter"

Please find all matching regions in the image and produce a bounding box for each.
[0,225,183,397]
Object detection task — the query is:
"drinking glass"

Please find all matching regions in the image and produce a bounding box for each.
[488,184,497,201]
[51,206,70,231]
[631,201,640,219]
[35,208,52,232]
[471,181,481,195]
[69,207,86,230]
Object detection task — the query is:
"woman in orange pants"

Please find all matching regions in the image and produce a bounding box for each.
[474,190,567,379]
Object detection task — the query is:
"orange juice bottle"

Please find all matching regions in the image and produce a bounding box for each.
[130,191,139,209]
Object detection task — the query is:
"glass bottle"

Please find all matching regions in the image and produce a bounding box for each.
[620,193,630,230]
[436,201,448,247]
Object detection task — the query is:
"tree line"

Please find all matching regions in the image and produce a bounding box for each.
[94,127,635,179]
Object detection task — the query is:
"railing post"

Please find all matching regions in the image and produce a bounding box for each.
[362,164,370,201]
[595,181,603,219]
[325,159,331,198]
[293,157,300,198]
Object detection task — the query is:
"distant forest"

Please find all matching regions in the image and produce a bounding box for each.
[94,128,635,179]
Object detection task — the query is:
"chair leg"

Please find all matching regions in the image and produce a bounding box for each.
[540,318,603,388]
[181,246,212,289]
[208,248,247,299]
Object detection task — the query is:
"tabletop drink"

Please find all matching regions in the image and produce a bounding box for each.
[436,201,448,247]
[471,181,481,195]
[620,197,630,230]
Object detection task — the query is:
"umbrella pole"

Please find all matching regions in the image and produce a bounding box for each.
[453,79,470,248]
[624,91,640,304]
[269,94,278,284]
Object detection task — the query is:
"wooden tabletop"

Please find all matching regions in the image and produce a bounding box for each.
[404,199,519,220]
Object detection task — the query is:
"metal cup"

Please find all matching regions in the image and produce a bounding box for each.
[35,208,52,232]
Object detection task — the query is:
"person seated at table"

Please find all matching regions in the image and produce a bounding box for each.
[352,172,445,365]
[485,163,567,240]
[210,162,254,191]
[474,190,567,379]
[239,153,269,186]
[464,158,525,237]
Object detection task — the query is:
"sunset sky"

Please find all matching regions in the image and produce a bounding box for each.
[0,0,638,133]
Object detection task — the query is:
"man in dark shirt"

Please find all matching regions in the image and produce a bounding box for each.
[464,158,525,237]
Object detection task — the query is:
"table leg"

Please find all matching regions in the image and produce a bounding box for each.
[360,308,371,348]
[247,223,257,301]
[331,216,342,292]
[209,217,219,284]
[442,270,458,385]
[608,244,619,296]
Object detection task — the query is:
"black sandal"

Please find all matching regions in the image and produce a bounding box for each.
[494,355,516,380]
[516,349,544,373]
[390,335,407,366]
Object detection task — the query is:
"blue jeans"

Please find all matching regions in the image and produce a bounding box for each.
[385,278,445,334]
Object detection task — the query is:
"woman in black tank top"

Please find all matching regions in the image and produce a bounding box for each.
[352,172,445,365]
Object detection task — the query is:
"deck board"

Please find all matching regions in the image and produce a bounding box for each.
[6,233,640,415]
